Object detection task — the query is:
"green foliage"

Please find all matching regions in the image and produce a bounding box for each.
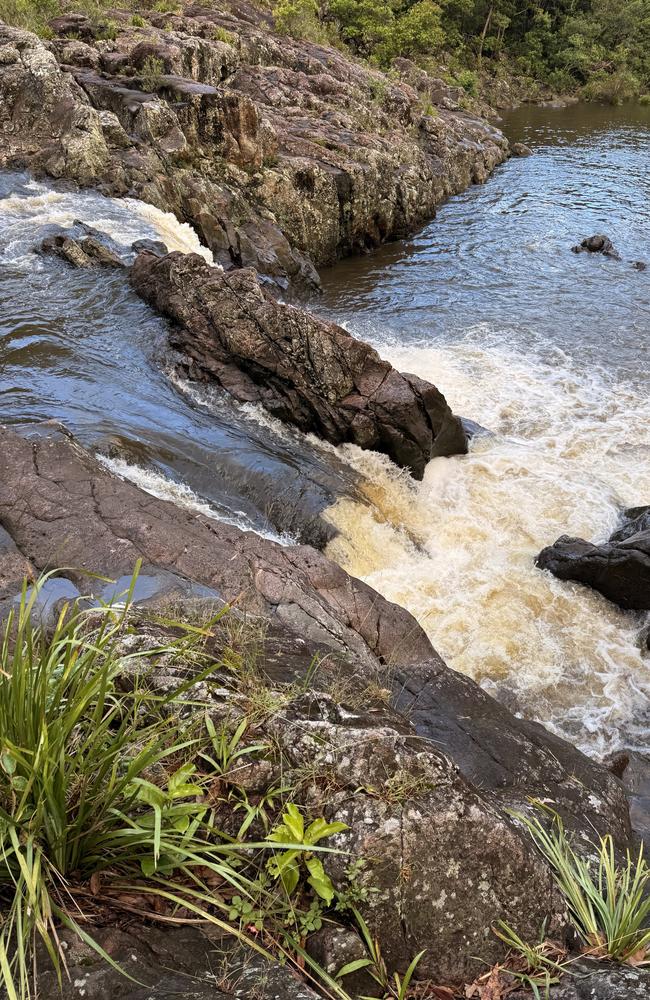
[0,0,59,35]
[0,571,362,1000]
[515,804,650,964]
[492,921,570,997]
[210,25,236,44]
[450,66,479,95]
[274,0,329,43]
[337,907,425,1000]
[267,803,347,901]
[0,574,266,997]
[139,54,166,91]
[131,13,146,26]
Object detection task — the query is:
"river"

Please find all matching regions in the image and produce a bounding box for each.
[1,103,649,757]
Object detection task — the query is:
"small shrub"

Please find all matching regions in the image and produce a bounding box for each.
[131,13,146,27]
[582,69,640,105]
[211,25,236,45]
[273,0,331,45]
[638,93,650,105]
[139,53,166,91]
[153,0,181,13]
[452,67,479,96]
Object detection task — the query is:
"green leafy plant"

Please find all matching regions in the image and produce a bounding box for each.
[515,804,650,964]
[139,54,166,92]
[337,906,425,1000]
[0,571,355,1000]
[267,803,347,903]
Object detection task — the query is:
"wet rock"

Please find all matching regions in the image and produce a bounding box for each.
[632,260,647,271]
[536,508,650,610]
[0,423,634,983]
[610,505,650,542]
[131,251,468,478]
[132,237,169,257]
[39,232,125,268]
[461,416,492,439]
[510,141,532,156]
[0,424,433,669]
[571,234,621,259]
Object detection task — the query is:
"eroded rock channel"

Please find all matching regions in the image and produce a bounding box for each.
[0,4,649,999]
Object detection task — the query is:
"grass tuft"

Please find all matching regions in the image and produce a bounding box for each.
[514,804,650,965]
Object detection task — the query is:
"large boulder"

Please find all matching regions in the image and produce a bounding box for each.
[131,251,467,478]
[536,507,650,610]
[0,22,109,184]
[0,424,634,985]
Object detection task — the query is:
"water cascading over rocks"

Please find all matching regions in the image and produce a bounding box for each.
[130,250,468,478]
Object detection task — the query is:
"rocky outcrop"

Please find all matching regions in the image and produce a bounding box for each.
[39,231,125,268]
[536,507,650,610]
[0,423,633,984]
[131,251,467,478]
[0,5,509,291]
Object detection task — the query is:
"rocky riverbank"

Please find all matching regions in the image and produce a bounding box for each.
[0,2,508,293]
[1,5,649,999]
[0,421,644,998]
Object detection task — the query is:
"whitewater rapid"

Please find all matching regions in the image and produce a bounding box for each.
[323,332,650,757]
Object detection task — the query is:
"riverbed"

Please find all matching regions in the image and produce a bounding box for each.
[317,103,650,756]
[1,103,649,757]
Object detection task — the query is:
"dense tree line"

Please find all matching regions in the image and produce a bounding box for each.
[275,0,650,99]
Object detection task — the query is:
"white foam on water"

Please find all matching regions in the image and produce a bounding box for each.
[0,176,213,263]
[98,455,294,546]
[323,333,650,757]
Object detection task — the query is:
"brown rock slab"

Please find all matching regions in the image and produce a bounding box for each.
[131,251,467,478]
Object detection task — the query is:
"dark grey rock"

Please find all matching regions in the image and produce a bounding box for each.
[536,508,650,610]
[131,252,468,479]
[571,234,621,259]
[132,237,169,257]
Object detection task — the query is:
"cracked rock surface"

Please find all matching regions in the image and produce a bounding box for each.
[0,423,634,982]
[0,2,508,292]
[131,251,467,478]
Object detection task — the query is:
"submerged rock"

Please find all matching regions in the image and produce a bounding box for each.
[536,506,650,610]
[131,251,468,478]
[571,234,621,259]
[510,141,532,156]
